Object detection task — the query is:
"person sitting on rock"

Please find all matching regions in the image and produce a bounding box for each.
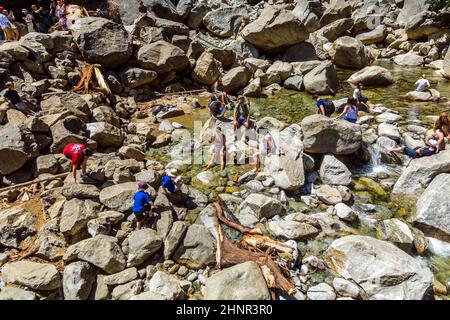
[388,139,438,159]
[253,127,283,172]
[3,82,39,117]
[336,97,358,123]
[63,143,93,184]
[214,78,229,106]
[233,95,251,141]
[208,93,225,119]
[313,95,335,117]
[161,168,183,195]
[433,113,449,138]
[206,126,227,171]
[132,181,158,230]
[415,74,431,93]
[353,83,372,111]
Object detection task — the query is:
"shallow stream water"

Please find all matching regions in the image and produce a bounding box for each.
[147,61,450,298]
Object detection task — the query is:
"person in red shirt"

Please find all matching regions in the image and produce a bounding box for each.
[63,143,93,183]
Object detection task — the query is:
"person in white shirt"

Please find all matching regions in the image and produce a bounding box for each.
[352,82,373,111]
[415,74,430,92]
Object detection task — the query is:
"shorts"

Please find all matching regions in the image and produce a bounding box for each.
[65,154,85,169]
[133,211,146,222]
[403,147,419,159]
[236,116,247,126]
[359,97,368,103]
[344,116,357,123]
[15,102,27,111]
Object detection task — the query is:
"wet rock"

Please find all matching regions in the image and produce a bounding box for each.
[324,235,433,300]
[307,283,336,300]
[319,154,351,186]
[63,261,95,300]
[173,224,216,269]
[347,66,395,87]
[303,61,339,95]
[1,261,60,291]
[71,17,132,69]
[301,115,362,155]
[406,89,440,102]
[127,229,163,267]
[203,261,271,300]
[63,235,126,274]
[242,7,308,51]
[414,174,450,241]
[376,218,414,251]
[330,36,370,69]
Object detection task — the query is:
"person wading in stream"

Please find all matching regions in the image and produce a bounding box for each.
[206,126,227,171]
[62,143,93,184]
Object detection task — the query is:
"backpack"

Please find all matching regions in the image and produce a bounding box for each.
[323,100,335,115]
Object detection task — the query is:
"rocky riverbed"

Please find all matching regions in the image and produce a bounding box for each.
[1,0,450,300]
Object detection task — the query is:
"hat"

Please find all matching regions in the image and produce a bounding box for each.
[429,139,438,147]
[166,168,177,178]
[137,181,149,190]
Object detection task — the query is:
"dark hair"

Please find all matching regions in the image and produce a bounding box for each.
[357,83,363,88]
[312,94,319,100]
[347,97,356,104]
[210,93,217,101]
[83,147,93,157]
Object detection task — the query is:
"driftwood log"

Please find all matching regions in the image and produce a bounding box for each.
[0,173,69,193]
[213,199,296,295]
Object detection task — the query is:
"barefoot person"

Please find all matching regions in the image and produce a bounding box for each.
[206,127,227,171]
[208,94,225,118]
[233,95,251,140]
[3,82,39,116]
[132,181,157,230]
[415,74,431,92]
[62,143,93,183]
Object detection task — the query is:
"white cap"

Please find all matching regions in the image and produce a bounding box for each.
[166,168,177,178]
[429,139,438,147]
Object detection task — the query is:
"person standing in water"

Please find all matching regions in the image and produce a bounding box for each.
[206,127,227,171]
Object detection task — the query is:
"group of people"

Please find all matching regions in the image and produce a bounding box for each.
[62,141,184,230]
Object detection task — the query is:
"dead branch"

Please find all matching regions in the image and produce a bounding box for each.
[216,225,296,296]
[0,173,69,194]
[214,199,262,235]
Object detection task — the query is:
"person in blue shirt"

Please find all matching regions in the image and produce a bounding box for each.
[133,181,157,230]
[313,95,335,117]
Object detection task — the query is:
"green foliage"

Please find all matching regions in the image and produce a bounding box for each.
[426,0,450,11]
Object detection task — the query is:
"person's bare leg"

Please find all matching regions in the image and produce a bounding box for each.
[220,149,225,171]
[205,153,215,170]
[81,158,88,175]
[136,221,142,230]
[387,147,403,153]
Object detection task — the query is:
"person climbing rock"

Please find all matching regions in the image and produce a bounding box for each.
[336,97,358,123]
[62,143,93,184]
[132,181,157,230]
[313,95,335,117]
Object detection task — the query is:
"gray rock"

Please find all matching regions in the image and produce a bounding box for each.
[0,287,36,300]
[334,203,357,222]
[63,261,95,300]
[63,235,126,274]
[1,261,60,291]
[191,51,221,86]
[203,261,270,300]
[103,268,139,286]
[111,279,143,300]
[414,174,450,241]
[119,67,158,88]
[222,66,252,94]
[59,198,100,237]
[319,154,351,186]
[99,182,144,213]
[144,271,185,300]
[316,185,342,205]
[267,219,319,240]
[324,235,433,300]
[71,17,132,69]
[237,193,286,226]
[164,221,188,260]
[378,123,401,141]
[347,66,395,87]
[173,224,216,269]
[303,61,339,95]
[332,278,360,298]
[307,283,336,300]
[203,6,248,38]
[0,207,36,249]
[127,229,163,267]
[137,40,189,74]
[393,53,423,66]
[376,218,414,251]
[330,36,370,69]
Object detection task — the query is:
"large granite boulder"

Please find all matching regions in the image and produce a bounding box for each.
[137,40,189,74]
[203,262,271,300]
[0,124,39,175]
[222,66,252,94]
[236,193,286,227]
[392,150,450,195]
[70,17,132,69]
[393,53,423,67]
[330,36,370,69]
[347,66,395,87]
[1,261,61,291]
[303,61,339,95]
[301,115,362,155]
[173,224,216,269]
[191,51,221,86]
[324,235,433,300]
[319,154,352,186]
[203,6,248,38]
[405,89,440,102]
[63,261,95,300]
[242,6,309,51]
[0,207,36,248]
[119,67,158,88]
[63,235,127,274]
[127,229,163,267]
[100,182,146,213]
[414,174,450,242]
[86,122,124,148]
